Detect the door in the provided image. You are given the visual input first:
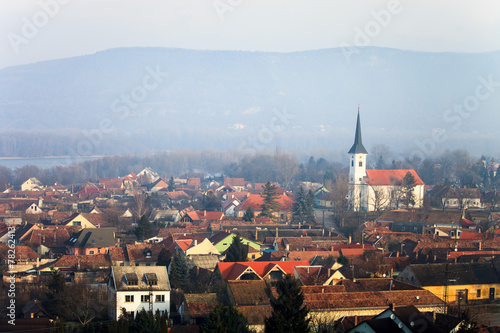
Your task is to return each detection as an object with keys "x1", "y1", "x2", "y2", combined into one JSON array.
[{"x1": 490, "y1": 288, "x2": 495, "y2": 300}]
